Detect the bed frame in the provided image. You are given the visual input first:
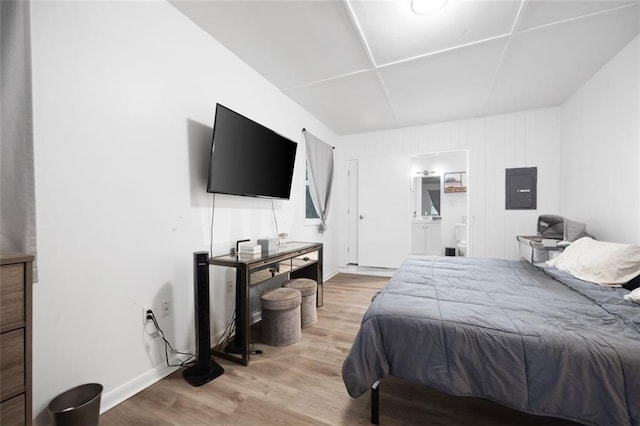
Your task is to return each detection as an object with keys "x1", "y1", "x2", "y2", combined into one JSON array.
[{"x1": 370, "y1": 382, "x2": 379, "y2": 424}]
